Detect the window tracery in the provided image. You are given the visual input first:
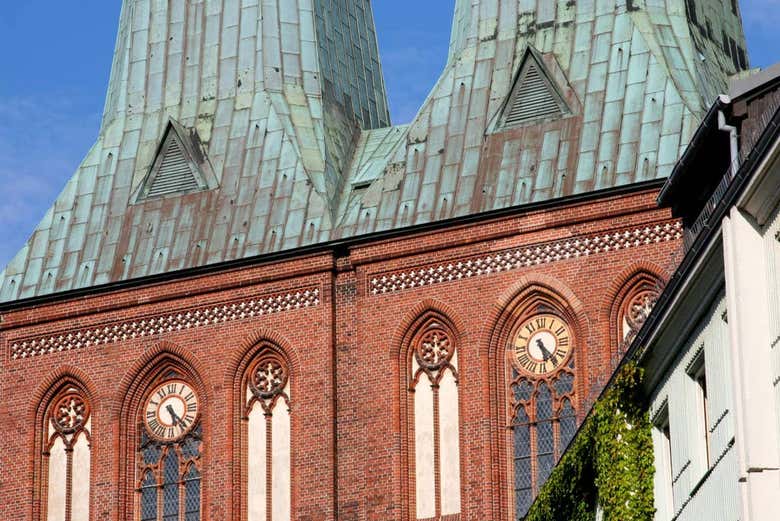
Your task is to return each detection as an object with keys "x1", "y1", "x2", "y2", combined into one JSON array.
[
  {"x1": 408, "y1": 319, "x2": 461, "y2": 521},
  {"x1": 42, "y1": 385, "x2": 92, "y2": 521},
  {"x1": 135, "y1": 373, "x2": 202, "y2": 521},
  {"x1": 616, "y1": 276, "x2": 662, "y2": 347},
  {"x1": 505, "y1": 302, "x2": 578, "y2": 520},
  {"x1": 244, "y1": 350, "x2": 291, "y2": 521}
]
